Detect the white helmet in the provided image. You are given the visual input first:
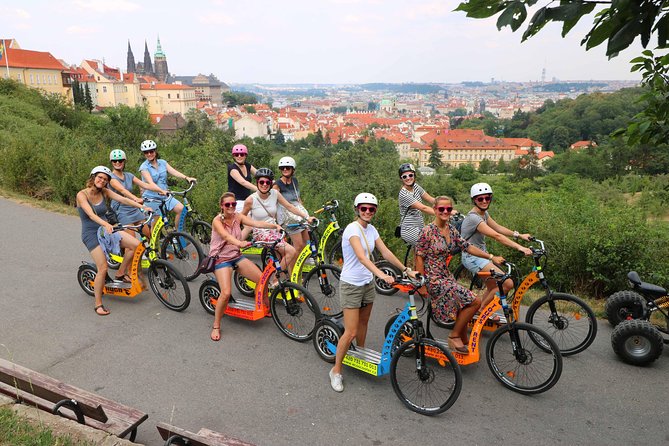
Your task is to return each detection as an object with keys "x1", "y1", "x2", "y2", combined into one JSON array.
[
  {"x1": 140, "y1": 139, "x2": 157, "y2": 152},
  {"x1": 90, "y1": 165, "x2": 112, "y2": 179},
  {"x1": 278, "y1": 156, "x2": 296, "y2": 169},
  {"x1": 470, "y1": 182, "x2": 493, "y2": 198},
  {"x1": 109, "y1": 149, "x2": 126, "y2": 161},
  {"x1": 354, "y1": 192, "x2": 378, "y2": 207}
]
